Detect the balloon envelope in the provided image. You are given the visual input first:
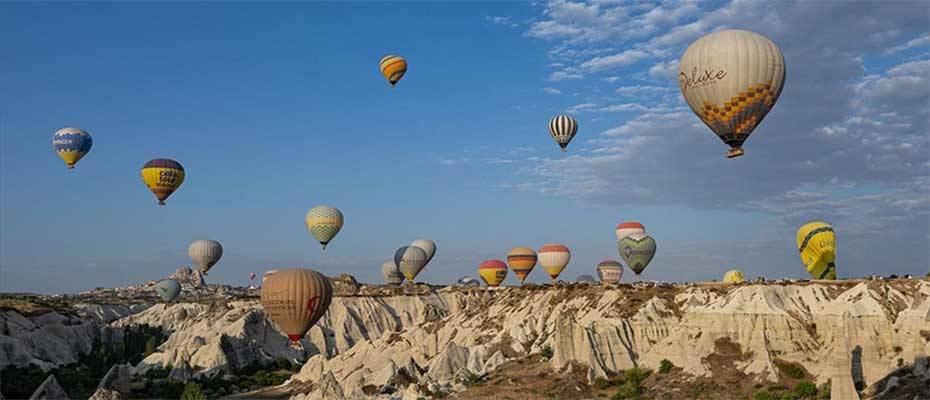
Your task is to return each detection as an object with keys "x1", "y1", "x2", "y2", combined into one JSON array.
[
  {"x1": 723, "y1": 269, "x2": 745, "y2": 283},
  {"x1": 394, "y1": 246, "x2": 428, "y2": 282},
  {"x1": 538, "y1": 244, "x2": 571, "y2": 281},
  {"x1": 797, "y1": 221, "x2": 836, "y2": 280},
  {"x1": 52, "y1": 127, "x2": 92, "y2": 169},
  {"x1": 679, "y1": 29, "x2": 786, "y2": 158},
  {"x1": 188, "y1": 240, "x2": 223, "y2": 275},
  {"x1": 456, "y1": 276, "x2": 480, "y2": 287},
  {"x1": 382, "y1": 260, "x2": 405, "y2": 285},
  {"x1": 596, "y1": 259, "x2": 624, "y2": 284},
  {"x1": 141, "y1": 159, "x2": 184, "y2": 205},
  {"x1": 410, "y1": 239, "x2": 437, "y2": 264},
  {"x1": 548, "y1": 115, "x2": 578, "y2": 151},
  {"x1": 260, "y1": 268, "x2": 333, "y2": 343},
  {"x1": 263, "y1": 269, "x2": 280, "y2": 285},
  {"x1": 615, "y1": 221, "x2": 645, "y2": 242},
  {"x1": 155, "y1": 280, "x2": 181, "y2": 302},
  {"x1": 506, "y1": 247, "x2": 538, "y2": 283},
  {"x1": 618, "y1": 233, "x2": 656, "y2": 275},
  {"x1": 379, "y1": 55, "x2": 407, "y2": 86},
  {"x1": 249, "y1": 272, "x2": 256, "y2": 281},
  {"x1": 478, "y1": 259, "x2": 508, "y2": 287},
  {"x1": 576, "y1": 274, "x2": 596, "y2": 284},
  {"x1": 305, "y1": 206, "x2": 344, "y2": 250}
]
